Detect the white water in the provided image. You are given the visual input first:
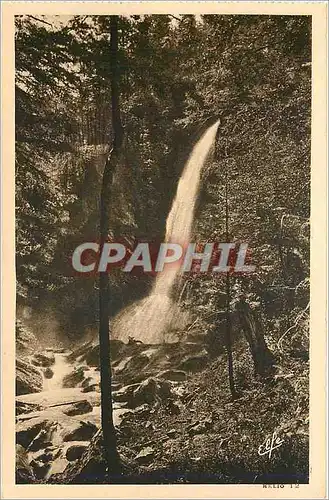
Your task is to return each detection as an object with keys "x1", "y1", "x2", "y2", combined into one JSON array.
[
  {"x1": 42, "y1": 353, "x2": 72, "y2": 391},
  {"x1": 113, "y1": 121, "x2": 220, "y2": 343}
]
